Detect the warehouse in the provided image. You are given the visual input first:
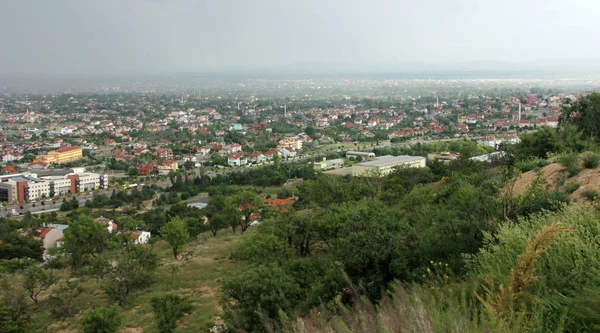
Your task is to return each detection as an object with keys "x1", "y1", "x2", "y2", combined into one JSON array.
[{"x1": 352, "y1": 155, "x2": 426, "y2": 177}]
